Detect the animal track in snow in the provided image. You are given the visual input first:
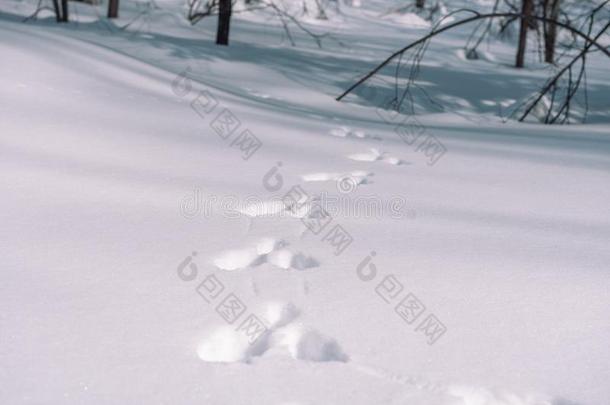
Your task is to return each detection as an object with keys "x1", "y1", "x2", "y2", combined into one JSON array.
[
  {"x1": 446, "y1": 385, "x2": 553, "y2": 405},
  {"x1": 237, "y1": 200, "x2": 287, "y2": 218},
  {"x1": 301, "y1": 170, "x2": 374, "y2": 187},
  {"x1": 236, "y1": 199, "x2": 310, "y2": 219},
  {"x1": 267, "y1": 249, "x2": 320, "y2": 270},
  {"x1": 212, "y1": 238, "x2": 319, "y2": 271},
  {"x1": 196, "y1": 306, "x2": 549, "y2": 404},
  {"x1": 265, "y1": 301, "x2": 301, "y2": 329},
  {"x1": 196, "y1": 325, "x2": 270, "y2": 363},
  {"x1": 244, "y1": 87, "x2": 282, "y2": 101},
  {"x1": 347, "y1": 148, "x2": 406, "y2": 166},
  {"x1": 274, "y1": 324, "x2": 349, "y2": 362},
  {"x1": 213, "y1": 248, "x2": 262, "y2": 271},
  {"x1": 197, "y1": 302, "x2": 348, "y2": 364},
  {"x1": 328, "y1": 126, "x2": 381, "y2": 140}
]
